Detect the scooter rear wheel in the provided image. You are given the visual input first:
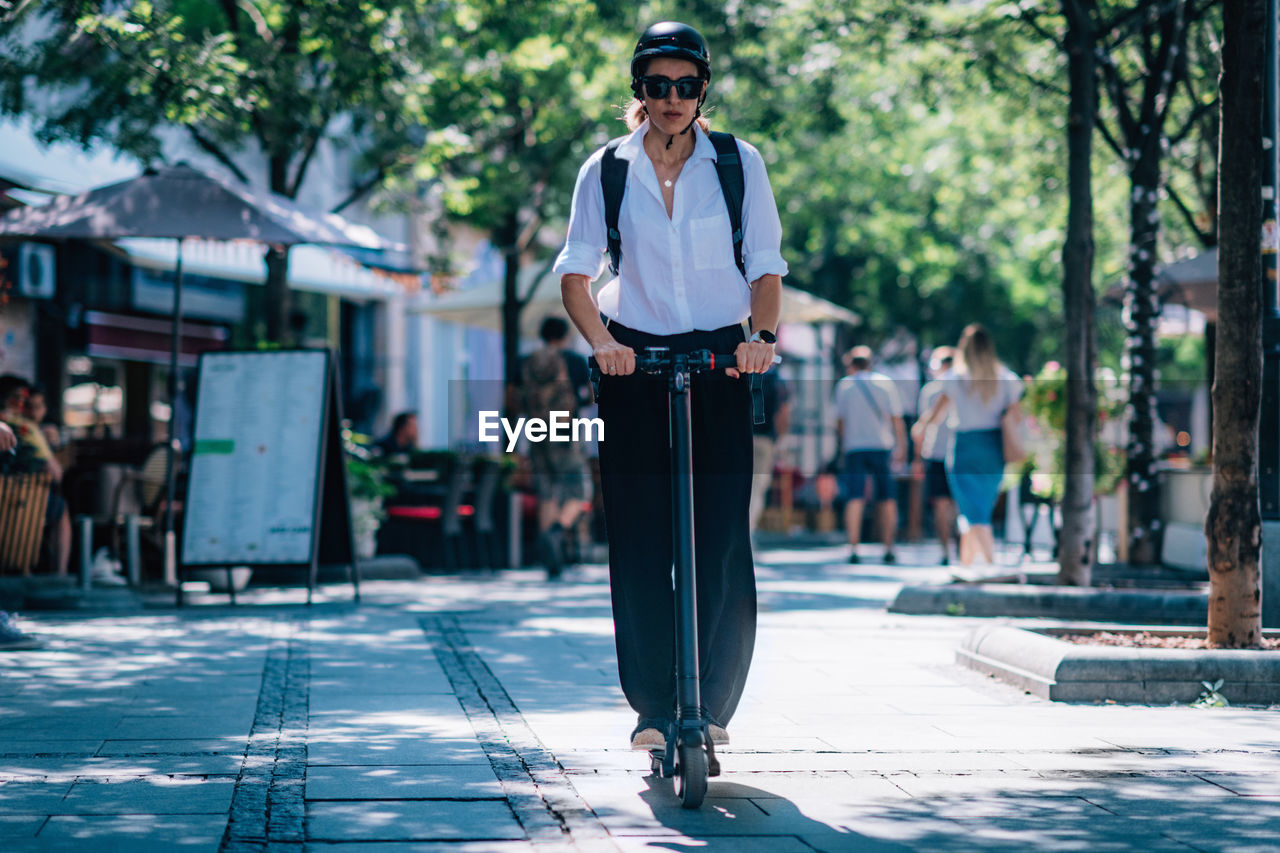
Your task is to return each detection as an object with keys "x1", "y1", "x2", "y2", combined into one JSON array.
[{"x1": 676, "y1": 744, "x2": 708, "y2": 809}]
